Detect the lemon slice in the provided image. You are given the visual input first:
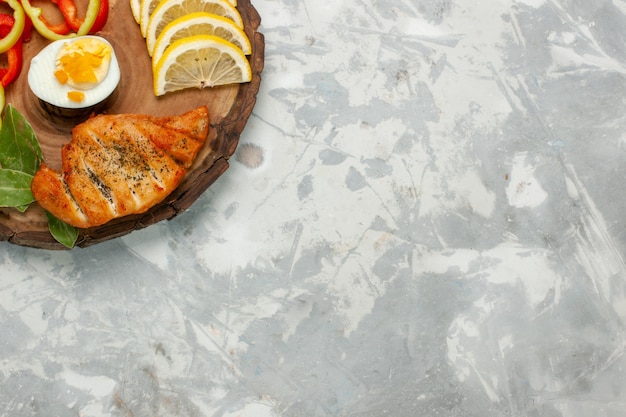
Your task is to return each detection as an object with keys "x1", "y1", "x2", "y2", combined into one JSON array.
[
  {"x1": 130, "y1": 0, "x2": 141, "y2": 23},
  {"x1": 139, "y1": 0, "x2": 162, "y2": 37},
  {"x1": 151, "y1": 12, "x2": 251, "y2": 63},
  {"x1": 153, "y1": 34, "x2": 251, "y2": 96},
  {"x1": 226, "y1": 0, "x2": 236, "y2": 5},
  {"x1": 146, "y1": 0, "x2": 243, "y2": 57}
]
